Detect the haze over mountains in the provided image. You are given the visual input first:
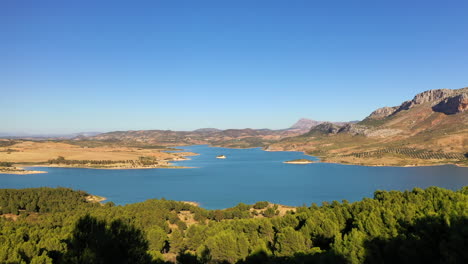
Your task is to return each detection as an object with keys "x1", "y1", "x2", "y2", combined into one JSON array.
[{"x1": 0, "y1": 132, "x2": 101, "y2": 140}]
